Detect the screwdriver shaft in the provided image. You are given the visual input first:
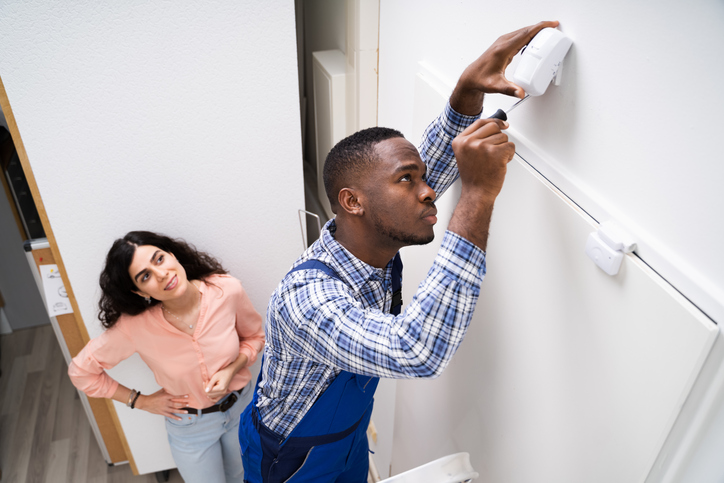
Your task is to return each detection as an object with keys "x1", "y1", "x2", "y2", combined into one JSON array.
[
  {"x1": 488, "y1": 94, "x2": 531, "y2": 121},
  {"x1": 505, "y1": 94, "x2": 531, "y2": 114}
]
